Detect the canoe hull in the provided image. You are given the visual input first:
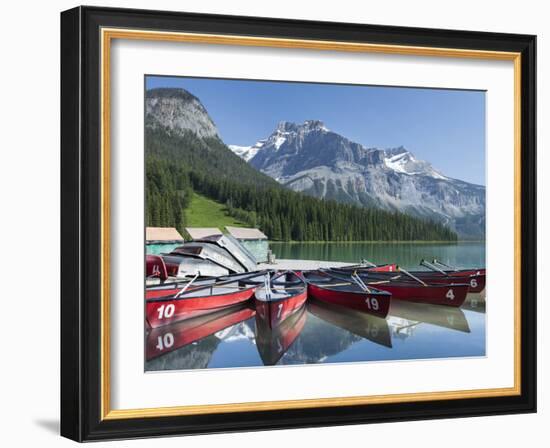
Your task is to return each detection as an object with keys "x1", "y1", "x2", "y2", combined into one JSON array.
[
  {"x1": 336, "y1": 266, "x2": 486, "y2": 293},
  {"x1": 146, "y1": 287, "x2": 256, "y2": 328},
  {"x1": 307, "y1": 283, "x2": 391, "y2": 318},
  {"x1": 367, "y1": 263, "x2": 398, "y2": 272},
  {"x1": 369, "y1": 282, "x2": 469, "y2": 307},
  {"x1": 255, "y1": 290, "x2": 308, "y2": 328},
  {"x1": 334, "y1": 268, "x2": 485, "y2": 294},
  {"x1": 146, "y1": 254, "x2": 168, "y2": 281},
  {"x1": 410, "y1": 272, "x2": 486, "y2": 293},
  {"x1": 146, "y1": 304, "x2": 256, "y2": 360},
  {"x1": 255, "y1": 305, "x2": 307, "y2": 365}
]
